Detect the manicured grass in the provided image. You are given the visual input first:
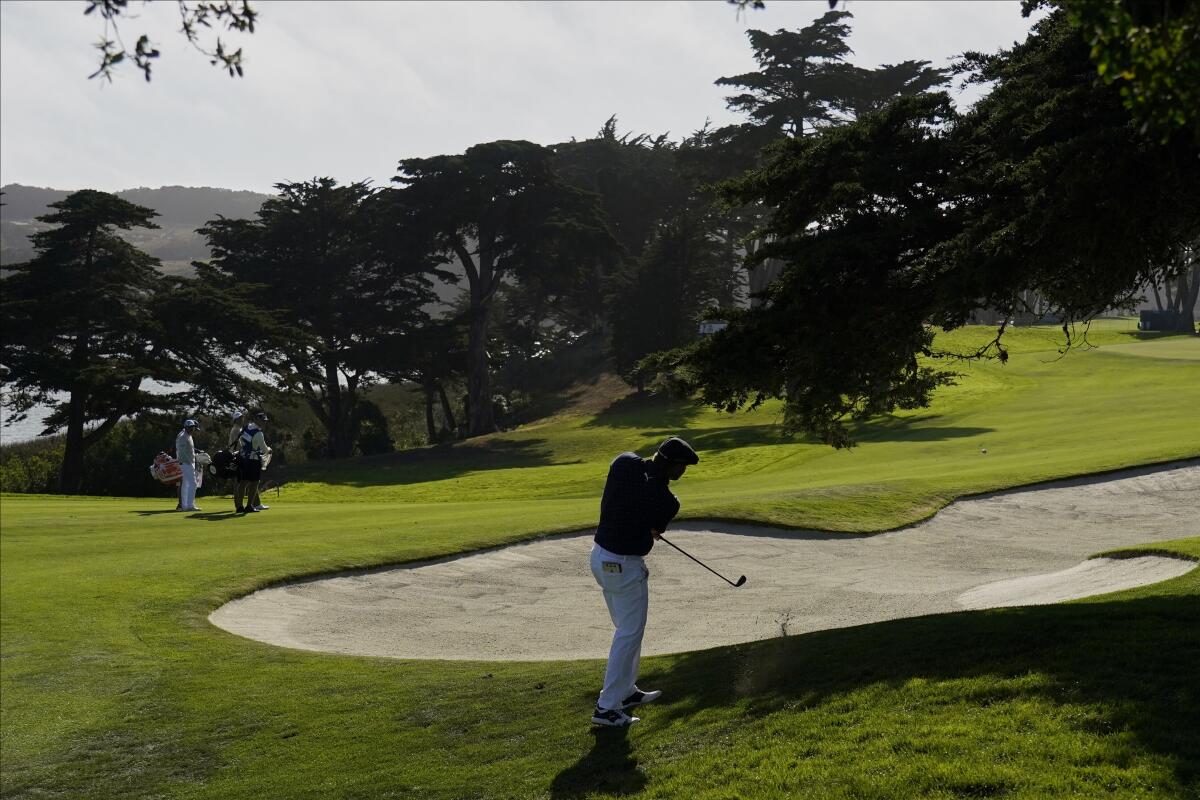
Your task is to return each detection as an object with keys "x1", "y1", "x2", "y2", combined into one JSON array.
[
  {"x1": 279, "y1": 320, "x2": 1199, "y2": 531},
  {"x1": 2, "y1": 320, "x2": 1198, "y2": 799}
]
